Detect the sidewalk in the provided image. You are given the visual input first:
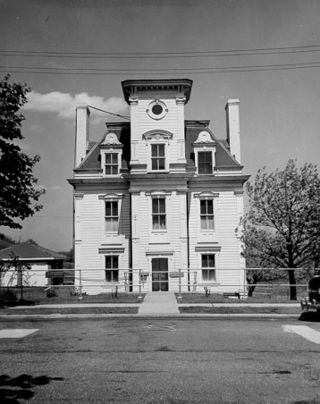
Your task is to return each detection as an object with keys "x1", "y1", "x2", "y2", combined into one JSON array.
[
  {"x1": 0, "y1": 292, "x2": 302, "y2": 319},
  {"x1": 138, "y1": 292, "x2": 179, "y2": 315}
]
